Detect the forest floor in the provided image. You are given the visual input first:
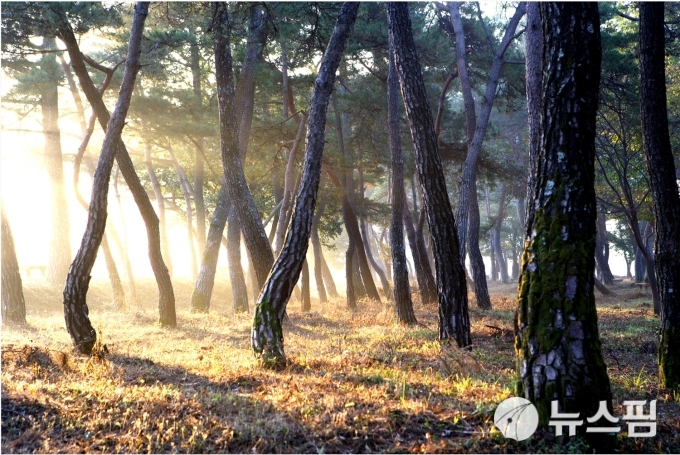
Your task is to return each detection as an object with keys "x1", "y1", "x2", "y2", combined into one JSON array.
[{"x1": 2, "y1": 278, "x2": 679, "y2": 453}]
